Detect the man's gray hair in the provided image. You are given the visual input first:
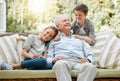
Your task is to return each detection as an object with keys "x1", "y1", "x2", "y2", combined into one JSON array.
[{"x1": 54, "y1": 14, "x2": 68, "y2": 26}]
